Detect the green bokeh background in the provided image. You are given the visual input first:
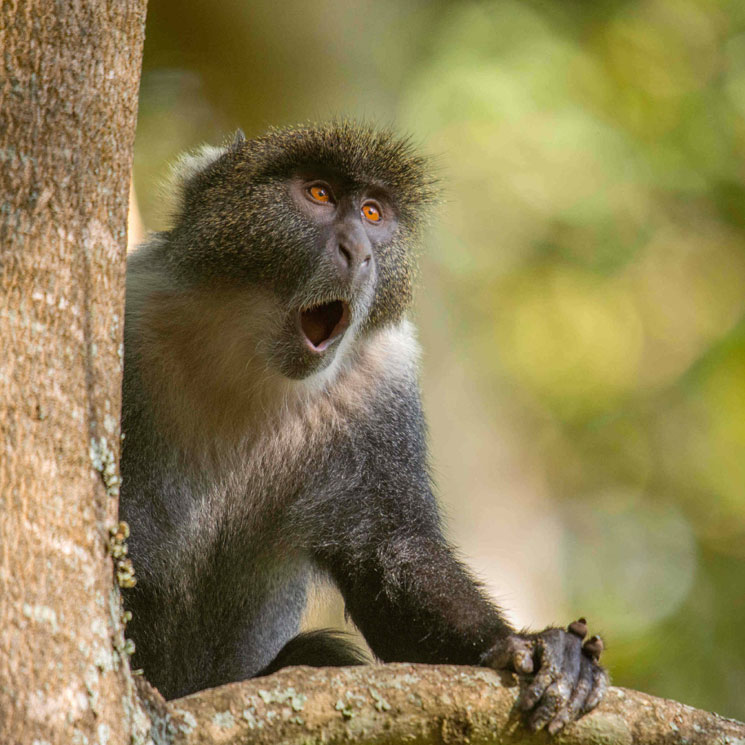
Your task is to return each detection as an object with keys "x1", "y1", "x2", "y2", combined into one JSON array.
[{"x1": 133, "y1": 0, "x2": 745, "y2": 719}]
